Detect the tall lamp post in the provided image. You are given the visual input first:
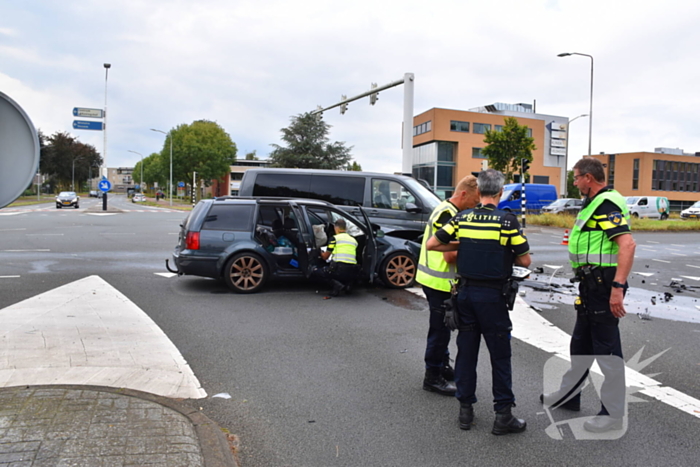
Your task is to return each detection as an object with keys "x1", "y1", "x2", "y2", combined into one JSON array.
[
  {"x1": 150, "y1": 128, "x2": 173, "y2": 206},
  {"x1": 71, "y1": 157, "x2": 84, "y2": 192},
  {"x1": 558, "y1": 52, "x2": 594, "y2": 156},
  {"x1": 102, "y1": 63, "x2": 111, "y2": 211},
  {"x1": 128, "y1": 150, "x2": 144, "y2": 193}
]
